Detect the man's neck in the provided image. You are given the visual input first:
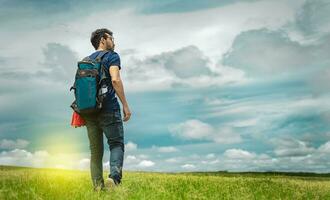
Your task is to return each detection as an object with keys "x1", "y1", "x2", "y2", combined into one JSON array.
[{"x1": 96, "y1": 48, "x2": 113, "y2": 52}]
